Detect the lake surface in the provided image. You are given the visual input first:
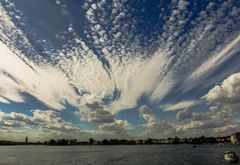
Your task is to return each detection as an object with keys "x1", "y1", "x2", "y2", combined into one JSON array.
[{"x1": 0, "y1": 145, "x2": 240, "y2": 165}]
